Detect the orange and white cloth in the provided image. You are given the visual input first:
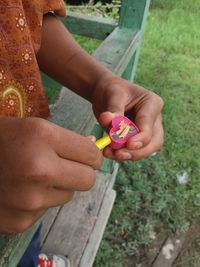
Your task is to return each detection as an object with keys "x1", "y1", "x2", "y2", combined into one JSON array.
[{"x1": 0, "y1": 0, "x2": 66, "y2": 118}]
